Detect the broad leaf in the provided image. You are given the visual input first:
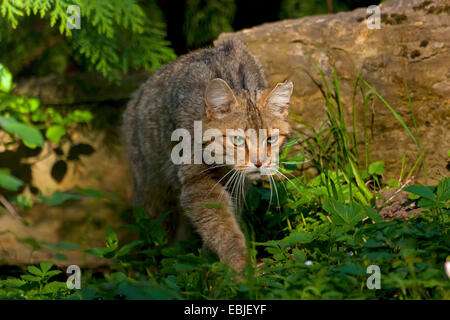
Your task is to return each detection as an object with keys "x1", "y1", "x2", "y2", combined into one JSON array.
[
  {"x1": 0, "y1": 116, "x2": 44, "y2": 147},
  {"x1": 46, "y1": 125, "x2": 66, "y2": 144},
  {"x1": 27, "y1": 266, "x2": 43, "y2": 277},
  {"x1": 368, "y1": 161, "x2": 385, "y2": 175},
  {"x1": 40, "y1": 262, "x2": 54, "y2": 274},
  {"x1": 436, "y1": 177, "x2": 450, "y2": 202},
  {"x1": 0, "y1": 169, "x2": 23, "y2": 191},
  {"x1": 85, "y1": 247, "x2": 116, "y2": 259},
  {"x1": 404, "y1": 185, "x2": 435, "y2": 201},
  {"x1": 117, "y1": 240, "x2": 144, "y2": 257},
  {"x1": 38, "y1": 191, "x2": 83, "y2": 206},
  {"x1": 323, "y1": 199, "x2": 366, "y2": 226}
]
